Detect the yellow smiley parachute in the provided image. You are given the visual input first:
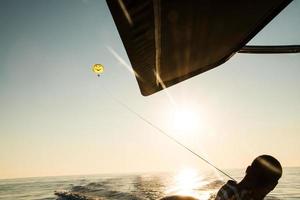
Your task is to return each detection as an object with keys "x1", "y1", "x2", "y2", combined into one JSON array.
[{"x1": 92, "y1": 64, "x2": 104, "y2": 77}]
